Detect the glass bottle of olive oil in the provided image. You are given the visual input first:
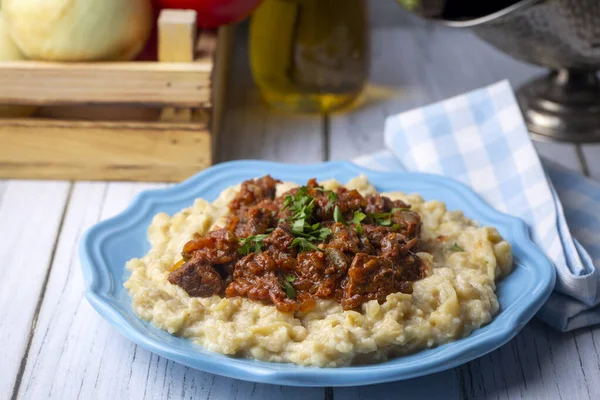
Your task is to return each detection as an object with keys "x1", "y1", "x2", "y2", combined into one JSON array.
[{"x1": 250, "y1": 0, "x2": 369, "y2": 113}]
